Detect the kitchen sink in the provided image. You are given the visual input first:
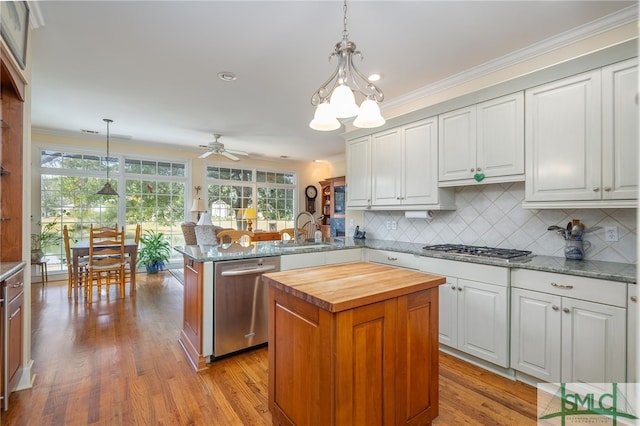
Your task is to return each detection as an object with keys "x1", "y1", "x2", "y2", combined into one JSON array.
[{"x1": 279, "y1": 244, "x2": 333, "y2": 252}]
